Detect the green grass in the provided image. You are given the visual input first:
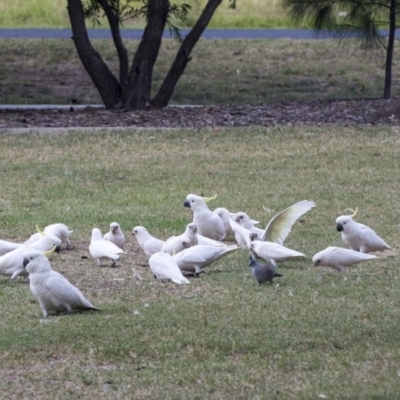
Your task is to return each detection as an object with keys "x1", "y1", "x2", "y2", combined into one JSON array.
[
  {"x1": 0, "y1": 126, "x2": 399, "y2": 398},
  {"x1": 0, "y1": 0, "x2": 298, "y2": 29},
  {"x1": 0, "y1": 38, "x2": 395, "y2": 105}
]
